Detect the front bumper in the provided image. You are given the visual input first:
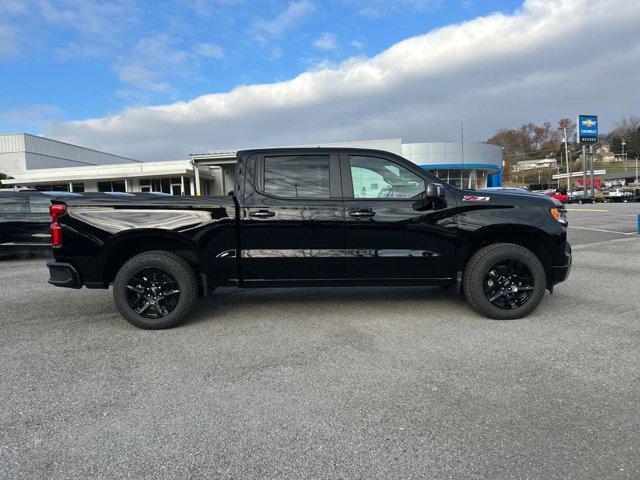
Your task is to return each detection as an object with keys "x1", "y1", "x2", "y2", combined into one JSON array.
[
  {"x1": 551, "y1": 243, "x2": 572, "y2": 285},
  {"x1": 47, "y1": 260, "x2": 82, "y2": 288}
]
